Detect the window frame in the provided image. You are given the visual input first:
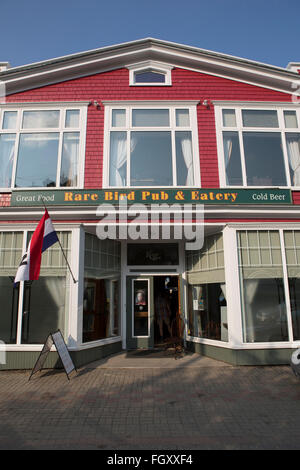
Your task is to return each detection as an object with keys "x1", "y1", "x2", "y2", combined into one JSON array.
[
  {"x1": 215, "y1": 102, "x2": 300, "y2": 189},
  {"x1": 0, "y1": 102, "x2": 88, "y2": 191},
  {"x1": 103, "y1": 101, "x2": 201, "y2": 188},
  {"x1": 0, "y1": 227, "x2": 73, "y2": 347},
  {"x1": 128, "y1": 61, "x2": 173, "y2": 86}
]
